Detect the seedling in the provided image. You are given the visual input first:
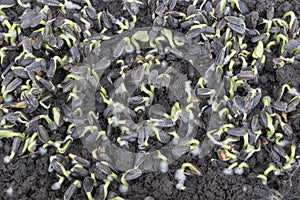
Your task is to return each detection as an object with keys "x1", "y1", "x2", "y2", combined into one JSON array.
[
  {"x1": 175, "y1": 163, "x2": 201, "y2": 190},
  {"x1": 257, "y1": 163, "x2": 280, "y2": 185}
]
